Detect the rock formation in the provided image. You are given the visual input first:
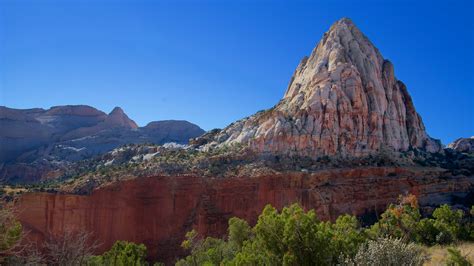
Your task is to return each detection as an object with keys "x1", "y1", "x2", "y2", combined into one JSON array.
[
  {"x1": 199, "y1": 18, "x2": 441, "y2": 157},
  {"x1": 10, "y1": 18, "x2": 472, "y2": 265},
  {"x1": 16, "y1": 168, "x2": 474, "y2": 264},
  {"x1": 0, "y1": 105, "x2": 205, "y2": 183},
  {"x1": 447, "y1": 137, "x2": 474, "y2": 153}
]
